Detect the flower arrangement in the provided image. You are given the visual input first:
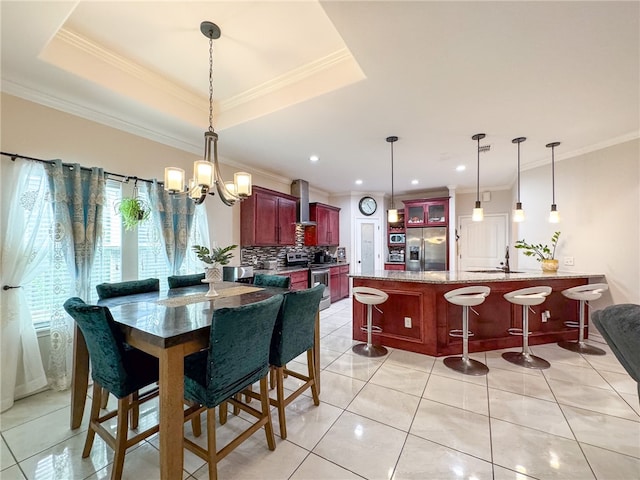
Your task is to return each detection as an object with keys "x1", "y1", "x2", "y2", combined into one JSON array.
[
  {"x1": 192, "y1": 244, "x2": 238, "y2": 266},
  {"x1": 514, "y1": 231, "x2": 561, "y2": 262}
]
